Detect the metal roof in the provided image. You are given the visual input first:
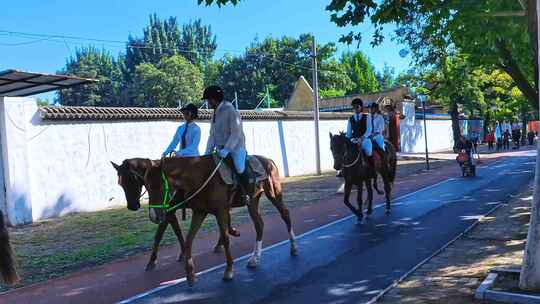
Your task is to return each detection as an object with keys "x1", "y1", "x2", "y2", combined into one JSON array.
[{"x1": 0, "y1": 70, "x2": 95, "y2": 97}]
